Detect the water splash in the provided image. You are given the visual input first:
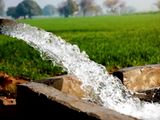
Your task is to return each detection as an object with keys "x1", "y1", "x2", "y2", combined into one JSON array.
[{"x1": 1, "y1": 20, "x2": 160, "y2": 120}]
